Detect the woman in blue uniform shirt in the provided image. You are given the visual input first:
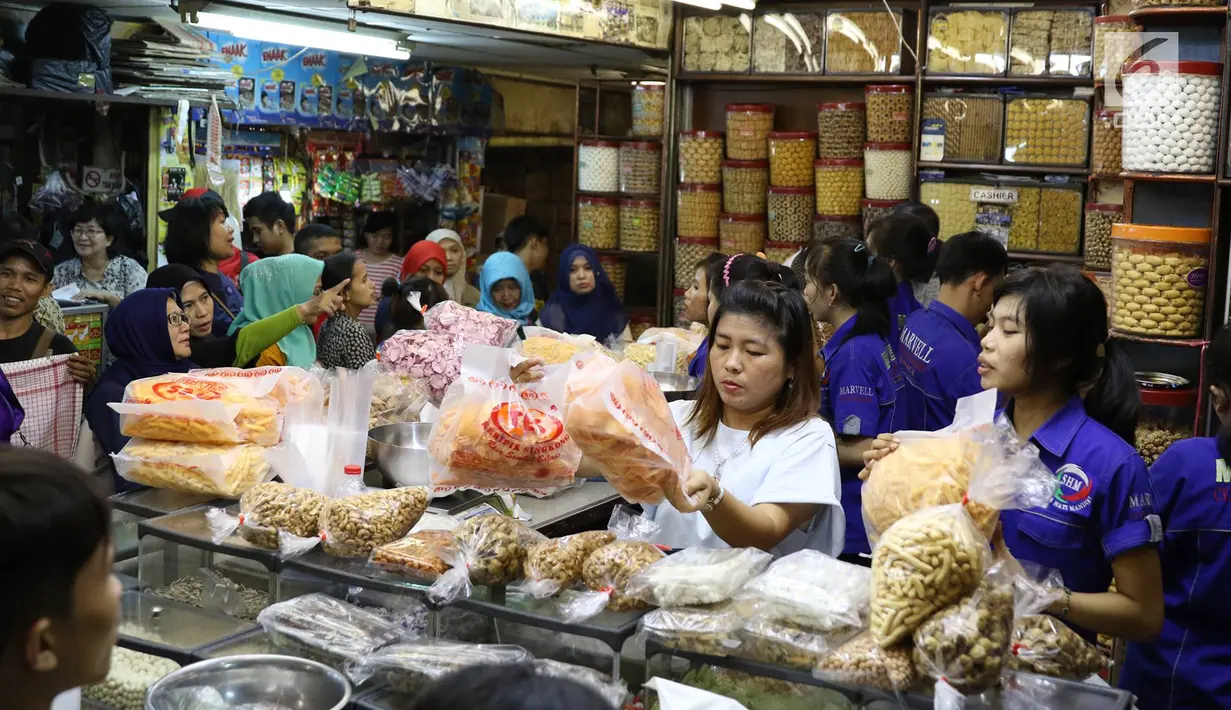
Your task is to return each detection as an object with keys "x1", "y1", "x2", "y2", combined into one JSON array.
[
  {"x1": 803, "y1": 237, "x2": 903, "y2": 562},
  {"x1": 1121, "y1": 324, "x2": 1231, "y2": 707},
  {"x1": 867, "y1": 211, "x2": 939, "y2": 343}
]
